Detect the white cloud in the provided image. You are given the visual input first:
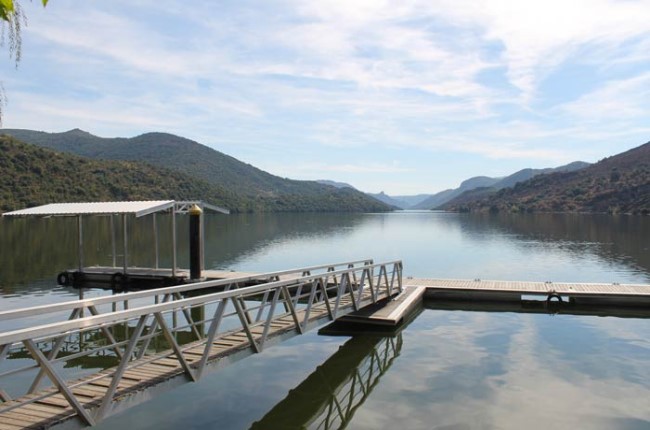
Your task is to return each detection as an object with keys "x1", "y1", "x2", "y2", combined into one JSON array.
[
  {"x1": 561, "y1": 71, "x2": 650, "y2": 121},
  {"x1": 433, "y1": 0, "x2": 650, "y2": 99},
  {"x1": 3, "y1": 0, "x2": 649, "y2": 193},
  {"x1": 289, "y1": 161, "x2": 412, "y2": 174}
]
